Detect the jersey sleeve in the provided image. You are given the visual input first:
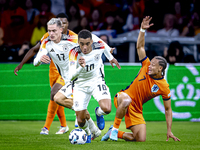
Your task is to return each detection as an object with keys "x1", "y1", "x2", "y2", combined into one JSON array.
[
  {"x1": 92, "y1": 34, "x2": 114, "y2": 61},
  {"x1": 68, "y1": 48, "x2": 84, "y2": 81},
  {"x1": 33, "y1": 39, "x2": 48, "y2": 66},
  {"x1": 40, "y1": 32, "x2": 49, "y2": 44},
  {"x1": 161, "y1": 84, "x2": 171, "y2": 101},
  {"x1": 141, "y1": 56, "x2": 150, "y2": 67}
]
